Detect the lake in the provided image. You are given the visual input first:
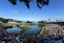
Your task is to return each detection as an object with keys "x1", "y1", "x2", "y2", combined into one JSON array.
[
  {"x1": 24, "y1": 25, "x2": 41, "y2": 35},
  {"x1": 6, "y1": 26, "x2": 22, "y2": 33},
  {"x1": 6, "y1": 25, "x2": 42, "y2": 35}
]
